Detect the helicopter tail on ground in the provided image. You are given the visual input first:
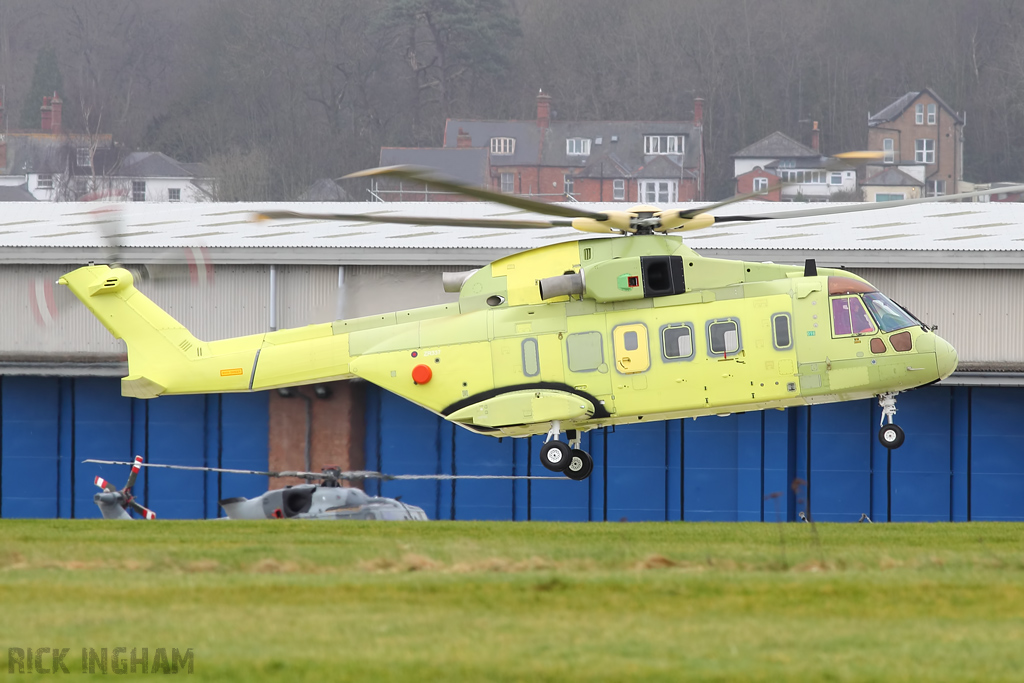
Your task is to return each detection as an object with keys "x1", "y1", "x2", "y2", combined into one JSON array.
[{"x1": 92, "y1": 455, "x2": 157, "y2": 520}]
